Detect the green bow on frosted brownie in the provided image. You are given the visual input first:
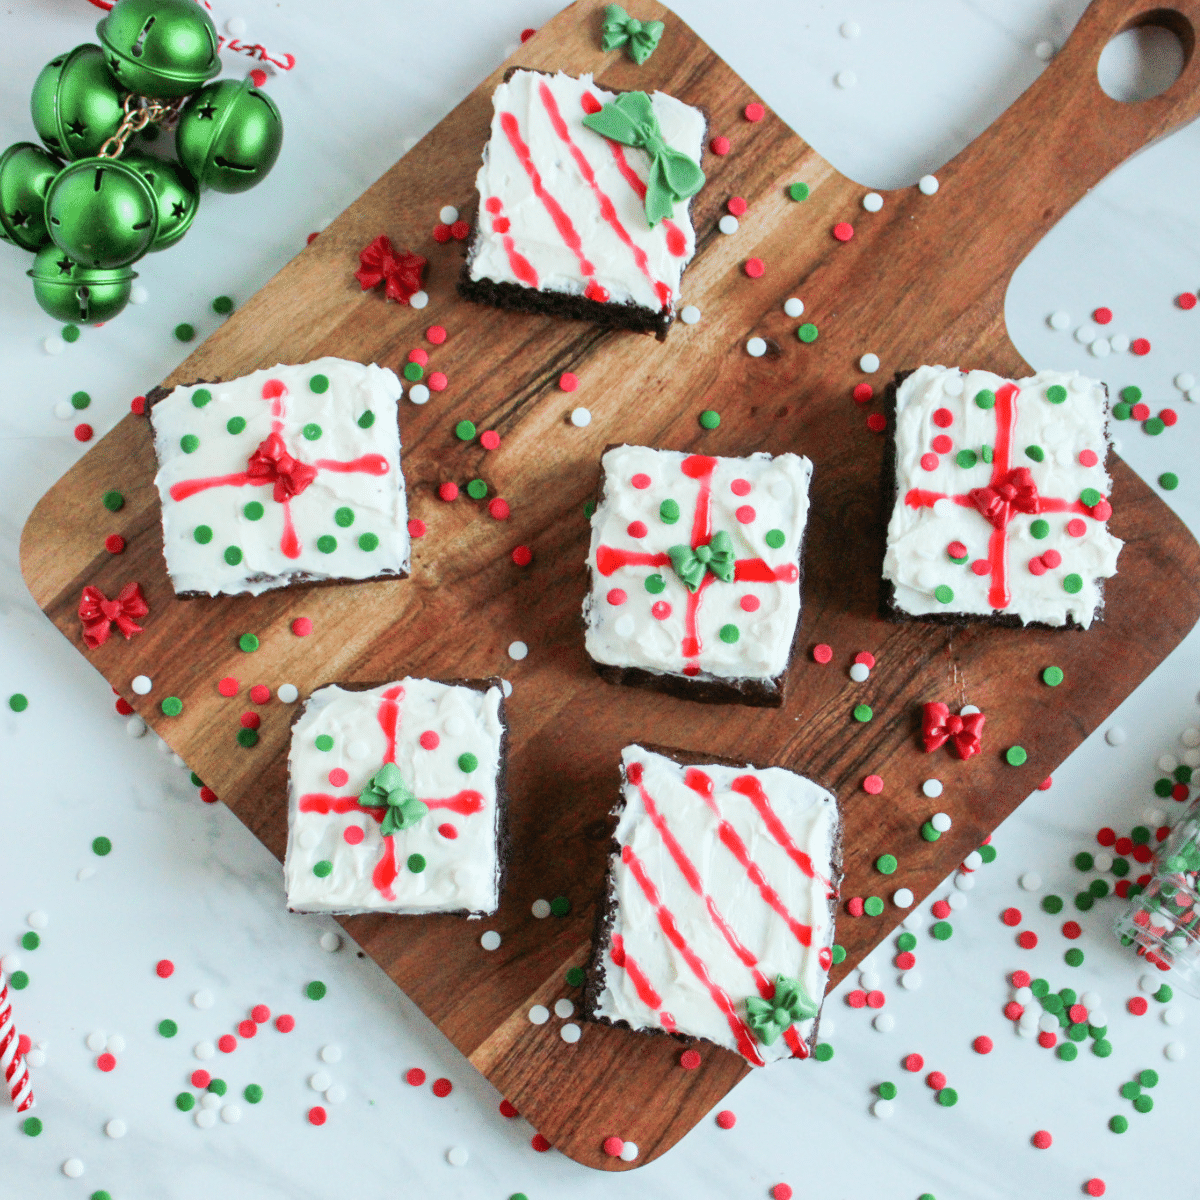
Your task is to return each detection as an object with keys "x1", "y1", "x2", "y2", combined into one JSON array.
[
  {"x1": 581, "y1": 91, "x2": 705, "y2": 227},
  {"x1": 358, "y1": 762, "x2": 429, "y2": 837},
  {"x1": 668, "y1": 531, "x2": 734, "y2": 592},
  {"x1": 745, "y1": 974, "x2": 819, "y2": 1046},
  {"x1": 600, "y1": 4, "x2": 665, "y2": 65}
]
